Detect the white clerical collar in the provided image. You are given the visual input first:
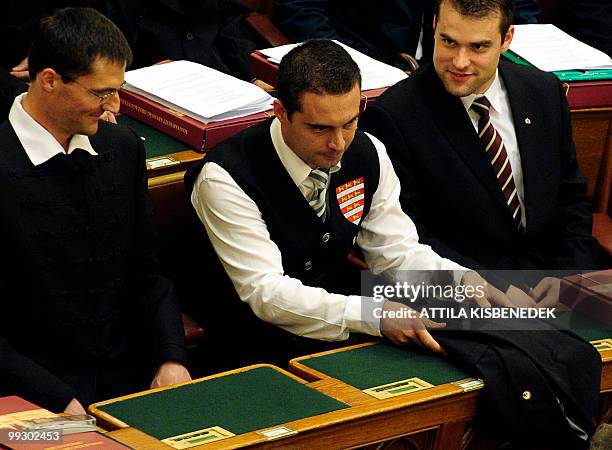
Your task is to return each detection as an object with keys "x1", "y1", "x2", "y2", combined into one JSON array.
[
  {"x1": 460, "y1": 69, "x2": 504, "y2": 115},
  {"x1": 8, "y1": 93, "x2": 97, "y2": 166},
  {"x1": 270, "y1": 117, "x2": 340, "y2": 188}
]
